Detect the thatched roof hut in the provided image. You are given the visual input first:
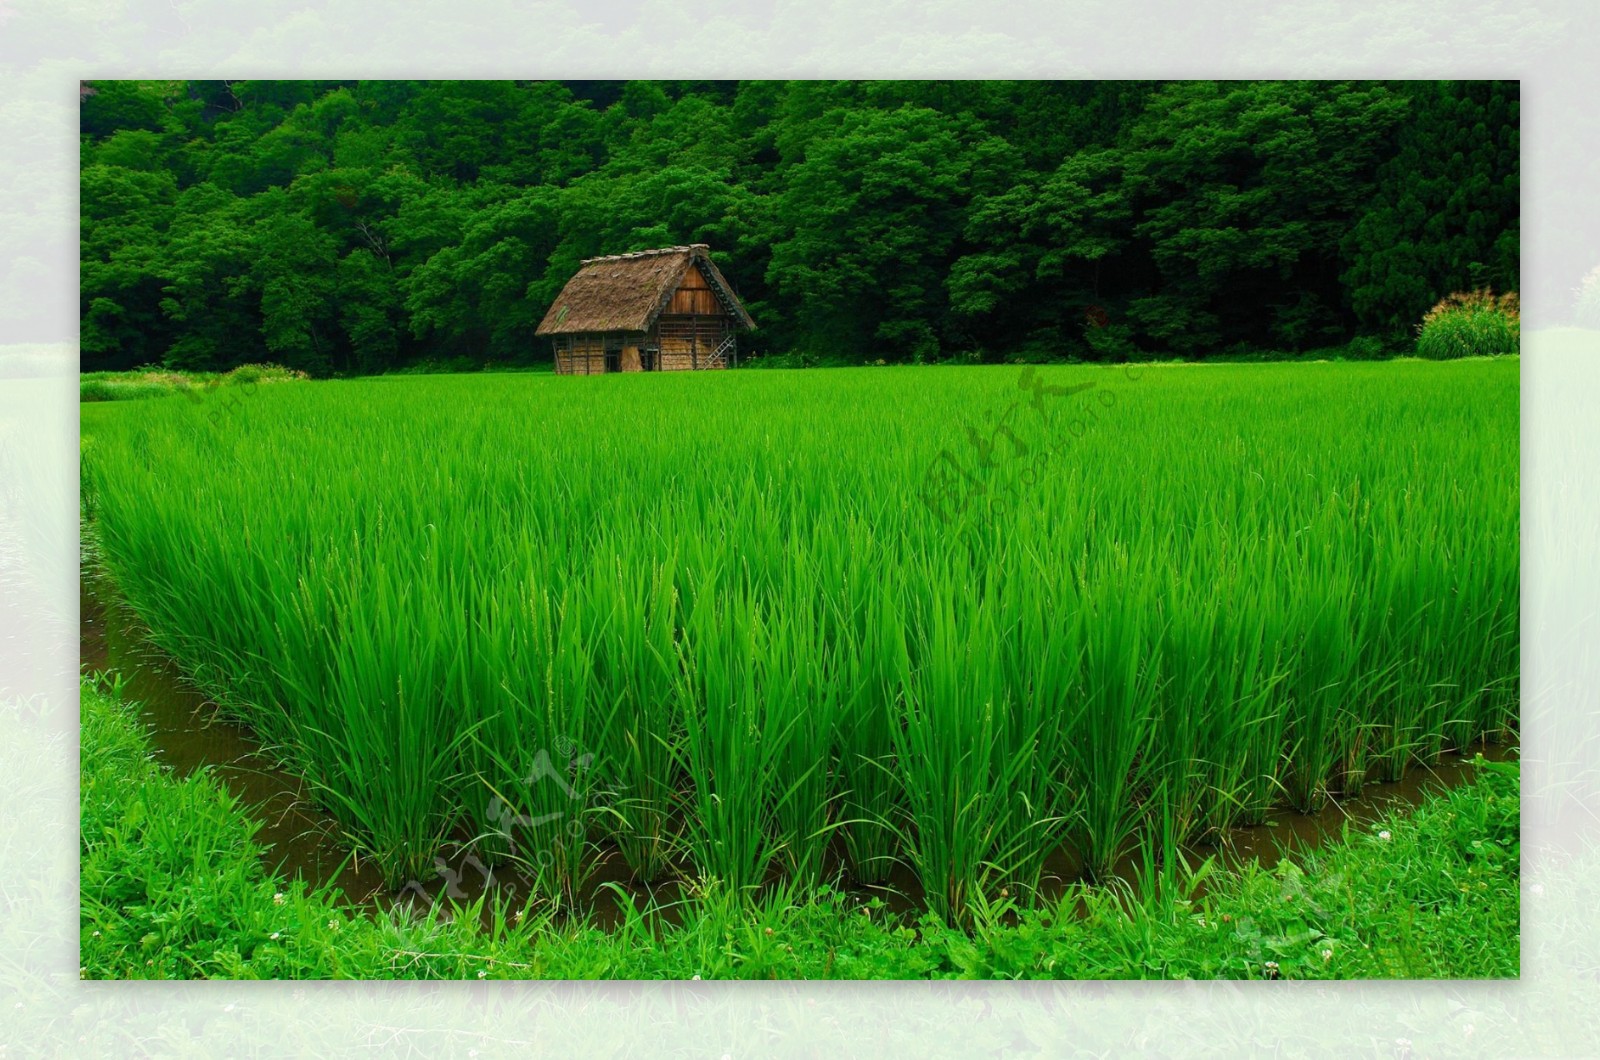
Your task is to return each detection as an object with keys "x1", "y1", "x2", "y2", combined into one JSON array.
[{"x1": 536, "y1": 244, "x2": 755, "y2": 374}]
